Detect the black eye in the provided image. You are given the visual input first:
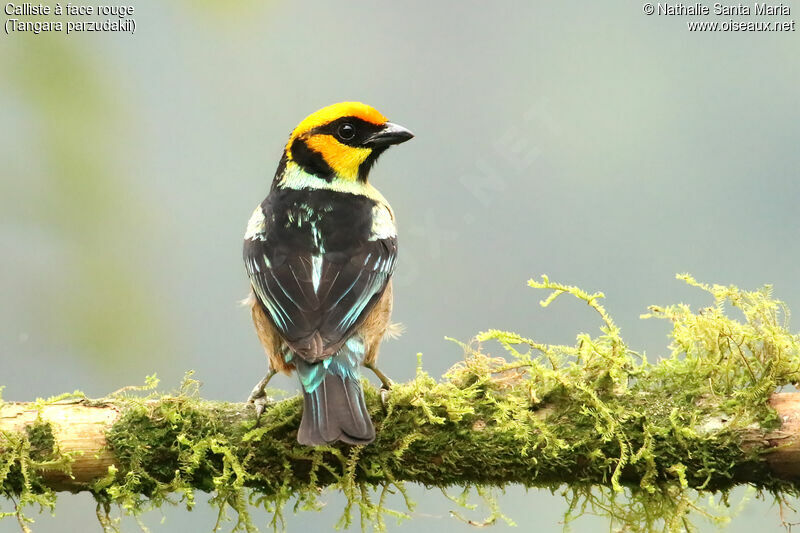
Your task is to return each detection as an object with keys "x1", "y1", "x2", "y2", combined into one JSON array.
[{"x1": 337, "y1": 123, "x2": 356, "y2": 141}]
